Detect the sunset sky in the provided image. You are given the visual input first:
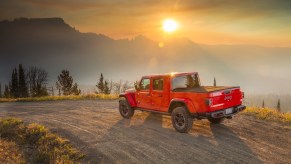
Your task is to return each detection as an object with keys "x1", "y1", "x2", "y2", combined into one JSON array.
[{"x1": 1, "y1": 0, "x2": 291, "y2": 47}]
